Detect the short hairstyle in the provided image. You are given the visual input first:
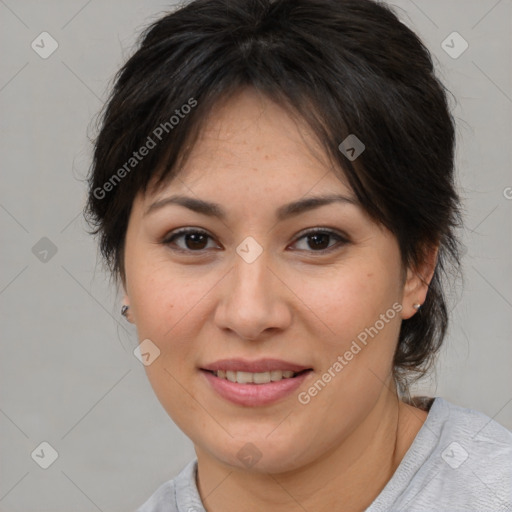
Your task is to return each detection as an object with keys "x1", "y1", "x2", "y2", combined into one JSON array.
[{"x1": 85, "y1": 0, "x2": 462, "y2": 395}]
